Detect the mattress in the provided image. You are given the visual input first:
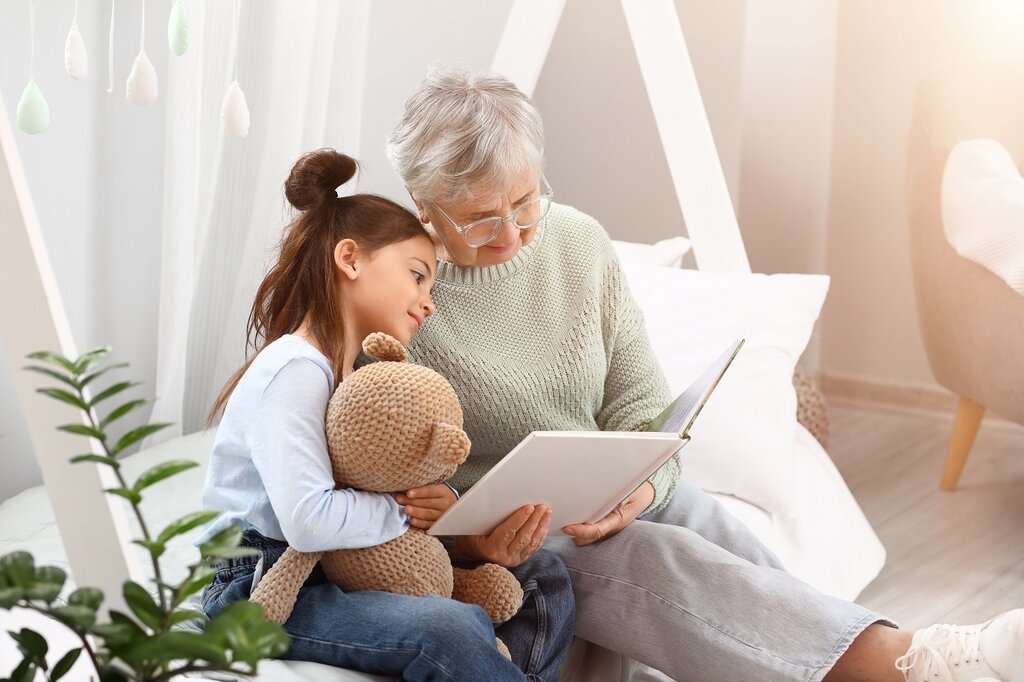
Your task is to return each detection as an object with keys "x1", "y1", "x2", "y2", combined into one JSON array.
[{"x1": 0, "y1": 425, "x2": 885, "y2": 681}]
